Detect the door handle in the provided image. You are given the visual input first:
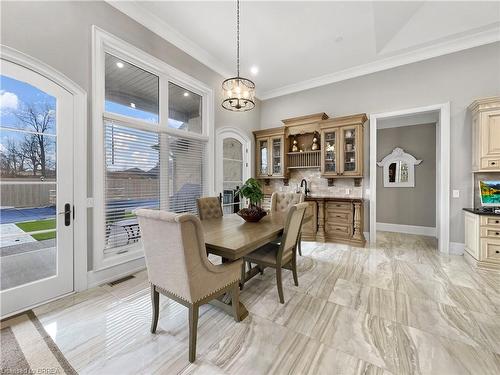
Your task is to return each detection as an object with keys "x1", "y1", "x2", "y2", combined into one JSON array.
[{"x1": 58, "y1": 203, "x2": 71, "y2": 226}]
